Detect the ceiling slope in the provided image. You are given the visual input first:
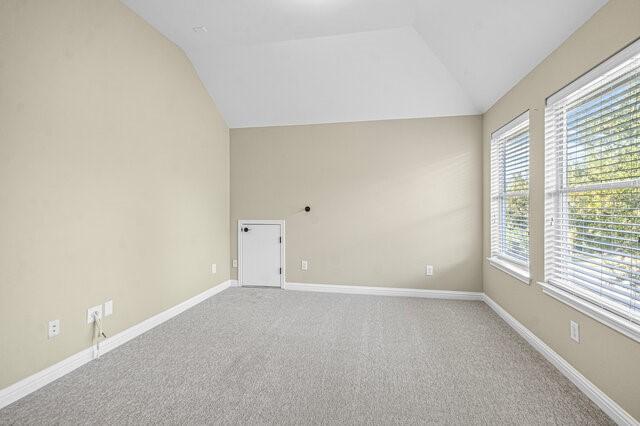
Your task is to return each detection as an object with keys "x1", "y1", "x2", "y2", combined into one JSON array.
[
  {"x1": 412, "y1": 0, "x2": 608, "y2": 112},
  {"x1": 121, "y1": 0, "x2": 606, "y2": 128}
]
